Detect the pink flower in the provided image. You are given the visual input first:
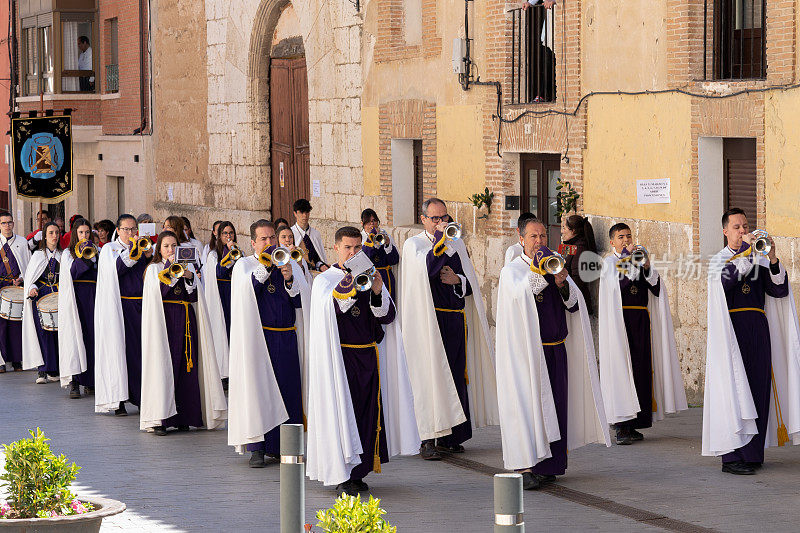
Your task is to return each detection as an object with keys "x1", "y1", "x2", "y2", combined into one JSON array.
[
  {"x1": 70, "y1": 500, "x2": 88, "y2": 514},
  {"x1": 0, "y1": 501, "x2": 11, "y2": 517}
]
